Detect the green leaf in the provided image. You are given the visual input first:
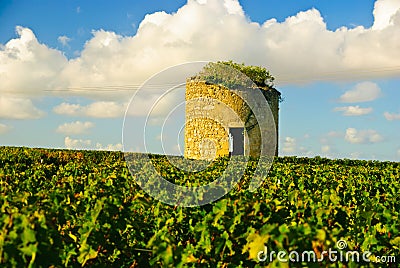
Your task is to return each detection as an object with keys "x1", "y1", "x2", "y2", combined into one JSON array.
[
  {"x1": 21, "y1": 228, "x2": 36, "y2": 245},
  {"x1": 243, "y1": 232, "x2": 270, "y2": 260},
  {"x1": 69, "y1": 232, "x2": 78, "y2": 243},
  {"x1": 390, "y1": 237, "x2": 400, "y2": 248},
  {"x1": 78, "y1": 244, "x2": 98, "y2": 266}
]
